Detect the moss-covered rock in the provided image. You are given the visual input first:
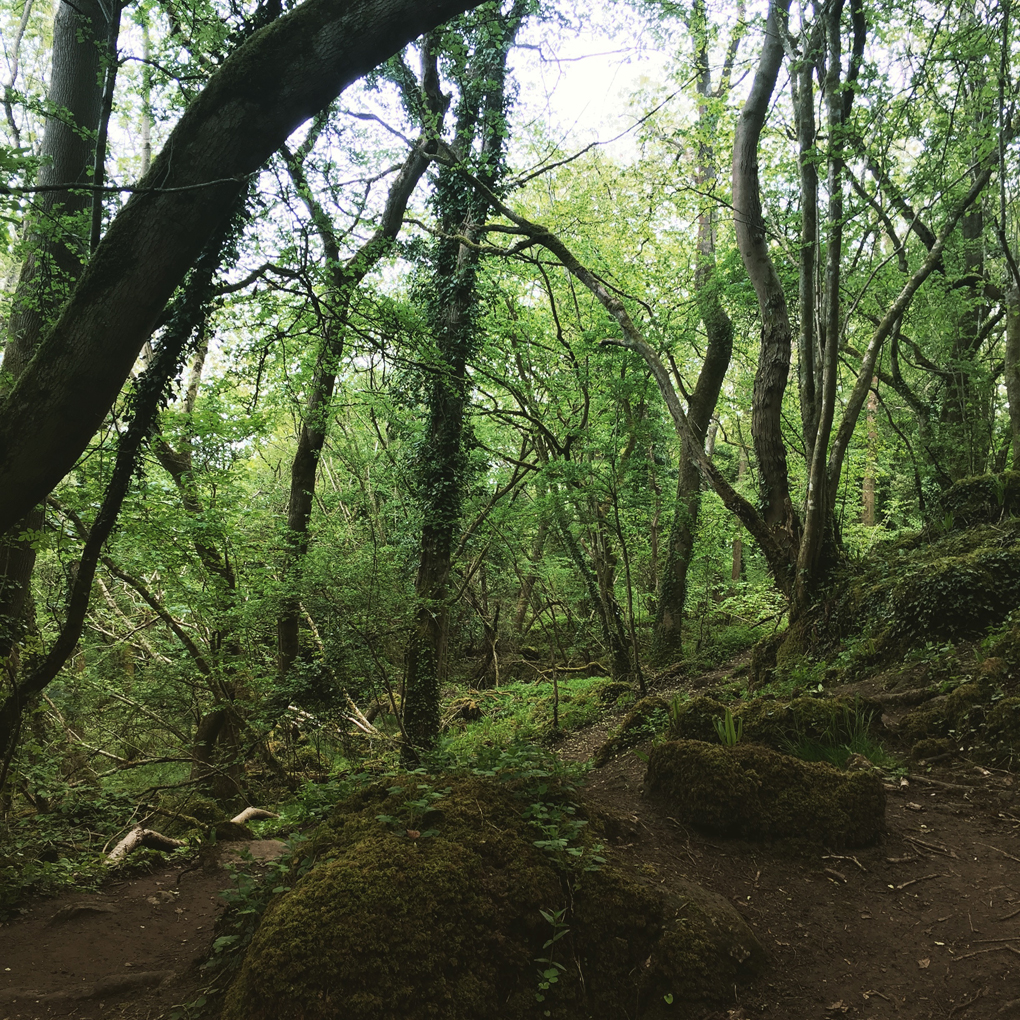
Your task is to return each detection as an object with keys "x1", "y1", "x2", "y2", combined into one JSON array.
[
  {"x1": 221, "y1": 775, "x2": 764, "y2": 1020},
  {"x1": 668, "y1": 694, "x2": 883, "y2": 752},
  {"x1": 933, "y1": 471, "x2": 1020, "y2": 529},
  {"x1": 898, "y1": 681, "x2": 1020, "y2": 764},
  {"x1": 596, "y1": 680, "x2": 636, "y2": 706},
  {"x1": 593, "y1": 695, "x2": 670, "y2": 766},
  {"x1": 570, "y1": 867, "x2": 766, "y2": 1017},
  {"x1": 645, "y1": 740, "x2": 885, "y2": 847}
]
